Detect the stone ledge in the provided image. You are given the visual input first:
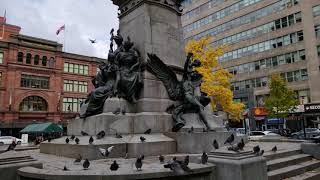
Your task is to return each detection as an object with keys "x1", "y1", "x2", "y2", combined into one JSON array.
[
  {"x1": 40, "y1": 134, "x2": 176, "y2": 159},
  {"x1": 301, "y1": 142, "x2": 320, "y2": 160}
]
